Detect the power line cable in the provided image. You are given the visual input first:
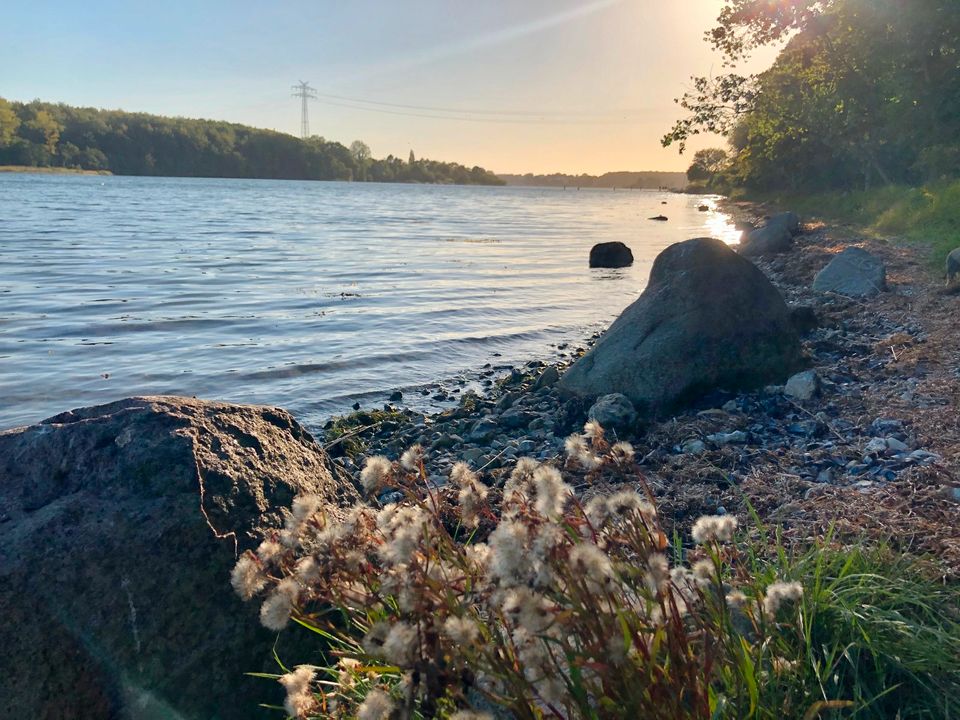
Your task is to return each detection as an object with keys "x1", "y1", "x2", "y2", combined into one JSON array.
[
  {"x1": 312, "y1": 90, "x2": 653, "y2": 119},
  {"x1": 312, "y1": 97, "x2": 645, "y2": 125}
]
